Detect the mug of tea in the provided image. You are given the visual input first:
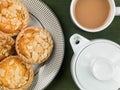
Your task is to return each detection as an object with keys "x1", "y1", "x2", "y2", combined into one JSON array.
[{"x1": 70, "y1": 0, "x2": 120, "y2": 32}]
